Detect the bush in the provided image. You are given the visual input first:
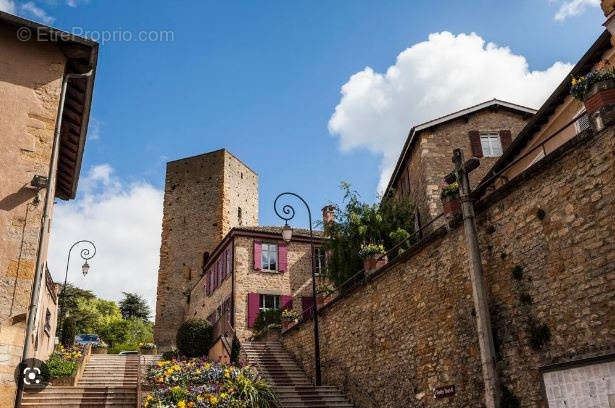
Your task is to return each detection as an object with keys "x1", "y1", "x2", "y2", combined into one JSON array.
[
  {"x1": 42, "y1": 345, "x2": 83, "y2": 379},
  {"x1": 60, "y1": 317, "x2": 76, "y2": 346},
  {"x1": 108, "y1": 342, "x2": 139, "y2": 354},
  {"x1": 230, "y1": 336, "x2": 241, "y2": 365},
  {"x1": 176, "y1": 318, "x2": 213, "y2": 358},
  {"x1": 254, "y1": 309, "x2": 281, "y2": 332},
  {"x1": 161, "y1": 348, "x2": 179, "y2": 361}
]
